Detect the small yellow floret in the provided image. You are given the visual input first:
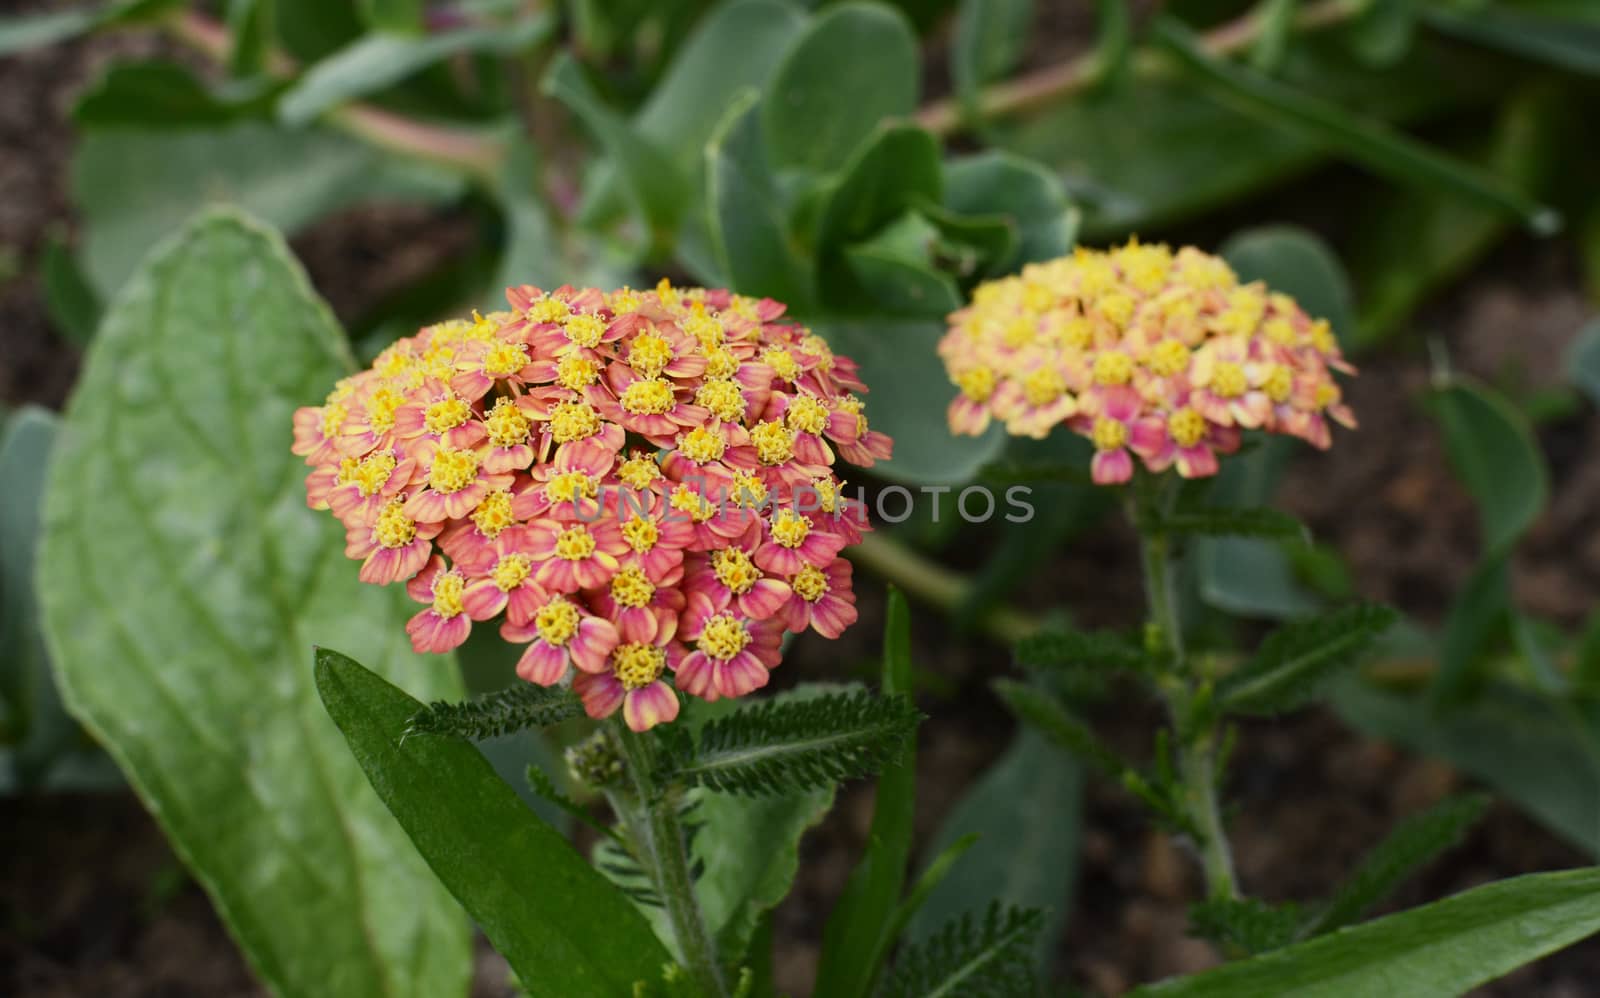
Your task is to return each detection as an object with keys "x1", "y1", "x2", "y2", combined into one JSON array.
[
  {"x1": 428, "y1": 448, "x2": 479, "y2": 494},
  {"x1": 554, "y1": 526, "x2": 597, "y2": 561},
  {"x1": 374, "y1": 498, "x2": 416, "y2": 549},
  {"x1": 785, "y1": 395, "x2": 830, "y2": 435},
  {"x1": 617, "y1": 453, "x2": 662, "y2": 490},
  {"x1": 770, "y1": 510, "x2": 811, "y2": 549},
  {"x1": 556, "y1": 353, "x2": 600, "y2": 390},
  {"x1": 484, "y1": 397, "x2": 532, "y2": 448},
  {"x1": 1211, "y1": 361, "x2": 1248, "y2": 399},
  {"x1": 547, "y1": 401, "x2": 601, "y2": 443},
  {"x1": 956, "y1": 366, "x2": 997, "y2": 402},
  {"x1": 611, "y1": 567, "x2": 656, "y2": 608},
  {"x1": 697, "y1": 614, "x2": 751, "y2": 661},
  {"x1": 696, "y1": 379, "x2": 746, "y2": 421},
  {"x1": 750, "y1": 421, "x2": 794, "y2": 465},
  {"x1": 711, "y1": 548, "x2": 760, "y2": 595},
  {"x1": 492, "y1": 553, "x2": 532, "y2": 592},
  {"x1": 1092, "y1": 352, "x2": 1134, "y2": 386},
  {"x1": 1023, "y1": 367, "x2": 1067, "y2": 407},
  {"x1": 483, "y1": 341, "x2": 529, "y2": 378},
  {"x1": 621, "y1": 378, "x2": 676, "y2": 415},
  {"x1": 424, "y1": 396, "x2": 472, "y2": 435},
  {"x1": 629, "y1": 332, "x2": 674, "y2": 378},
  {"x1": 1091, "y1": 416, "x2": 1128, "y2": 452},
  {"x1": 472, "y1": 490, "x2": 514, "y2": 537},
  {"x1": 352, "y1": 452, "x2": 398, "y2": 496},
  {"x1": 792, "y1": 564, "x2": 828, "y2": 602},
  {"x1": 526, "y1": 297, "x2": 570, "y2": 323},
  {"x1": 545, "y1": 470, "x2": 598, "y2": 504},
  {"x1": 1167, "y1": 408, "x2": 1207, "y2": 448},
  {"x1": 431, "y1": 572, "x2": 465, "y2": 618},
  {"x1": 678, "y1": 426, "x2": 726, "y2": 463},
  {"x1": 1147, "y1": 340, "x2": 1190, "y2": 378},
  {"x1": 613, "y1": 642, "x2": 666, "y2": 689},
  {"x1": 535, "y1": 597, "x2": 579, "y2": 645},
  {"x1": 669, "y1": 484, "x2": 716, "y2": 523},
  {"x1": 763, "y1": 347, "x2": 801, "y2": 382},
  {"x1": 563, "y1": 313, "x2": 606, "y2": 349},
  {"x1": 622, "y1": 515, "x2": 659, "y2": 553},
  {"x1": 1262, "y1": 364, "x2": 1294, "y2": 403}
]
